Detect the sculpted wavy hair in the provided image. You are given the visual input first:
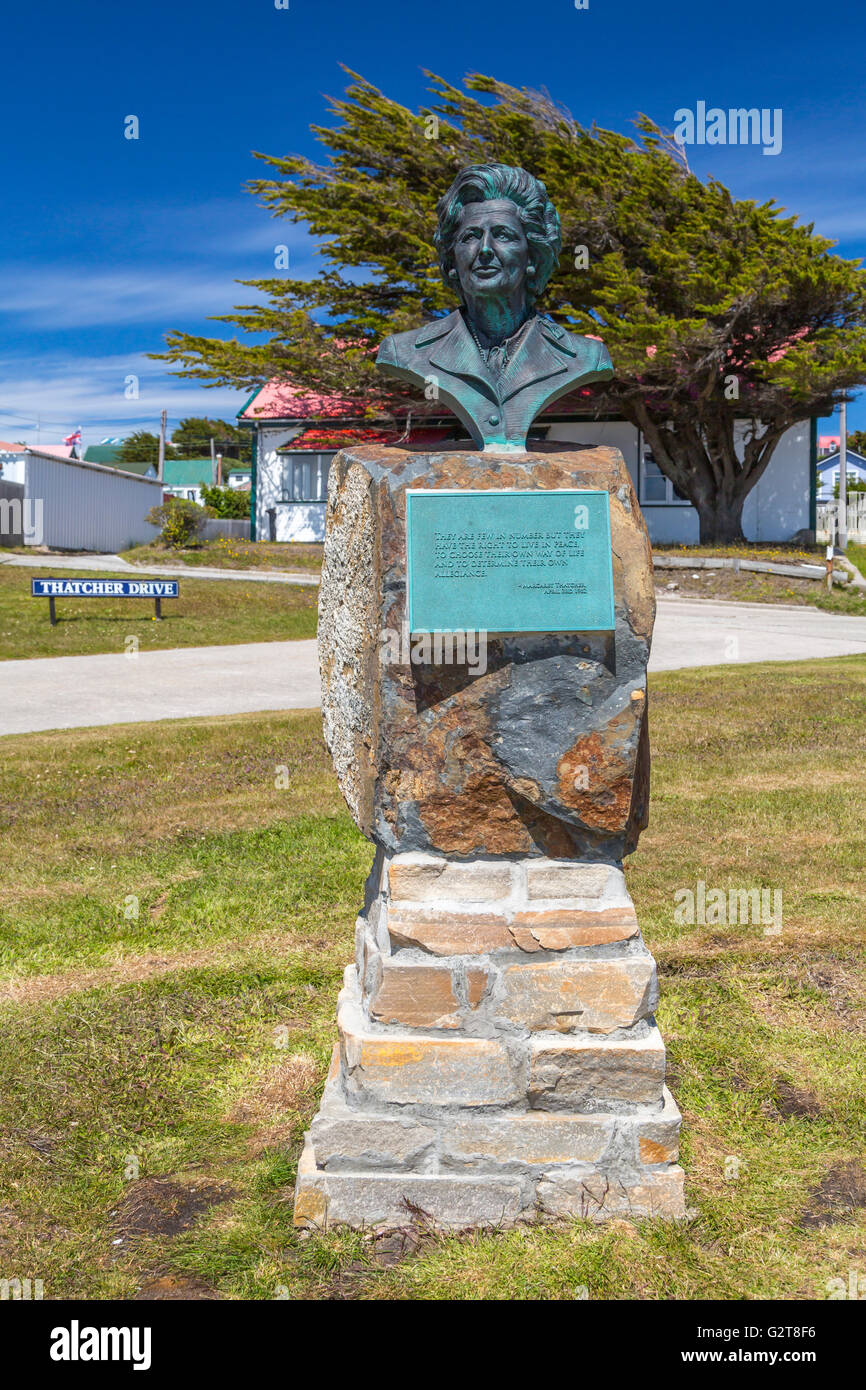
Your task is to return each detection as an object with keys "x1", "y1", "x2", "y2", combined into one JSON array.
[{"x1": 434, "y1": 164, "x2": 562, "y2": 309}]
